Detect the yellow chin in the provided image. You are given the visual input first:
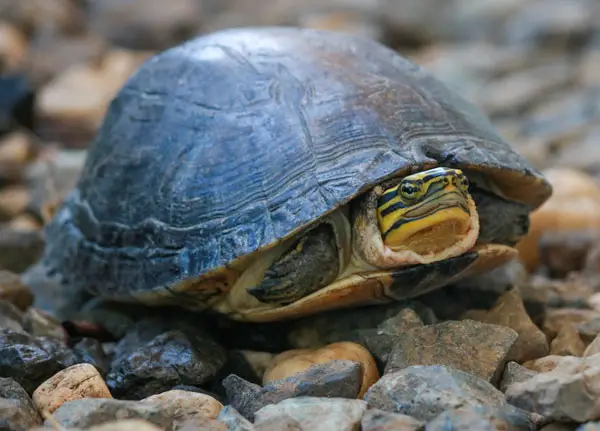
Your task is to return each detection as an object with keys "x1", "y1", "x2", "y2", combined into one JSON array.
[{"x1": 384, "y1": 207, "x2": 473, "y2": 256}]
